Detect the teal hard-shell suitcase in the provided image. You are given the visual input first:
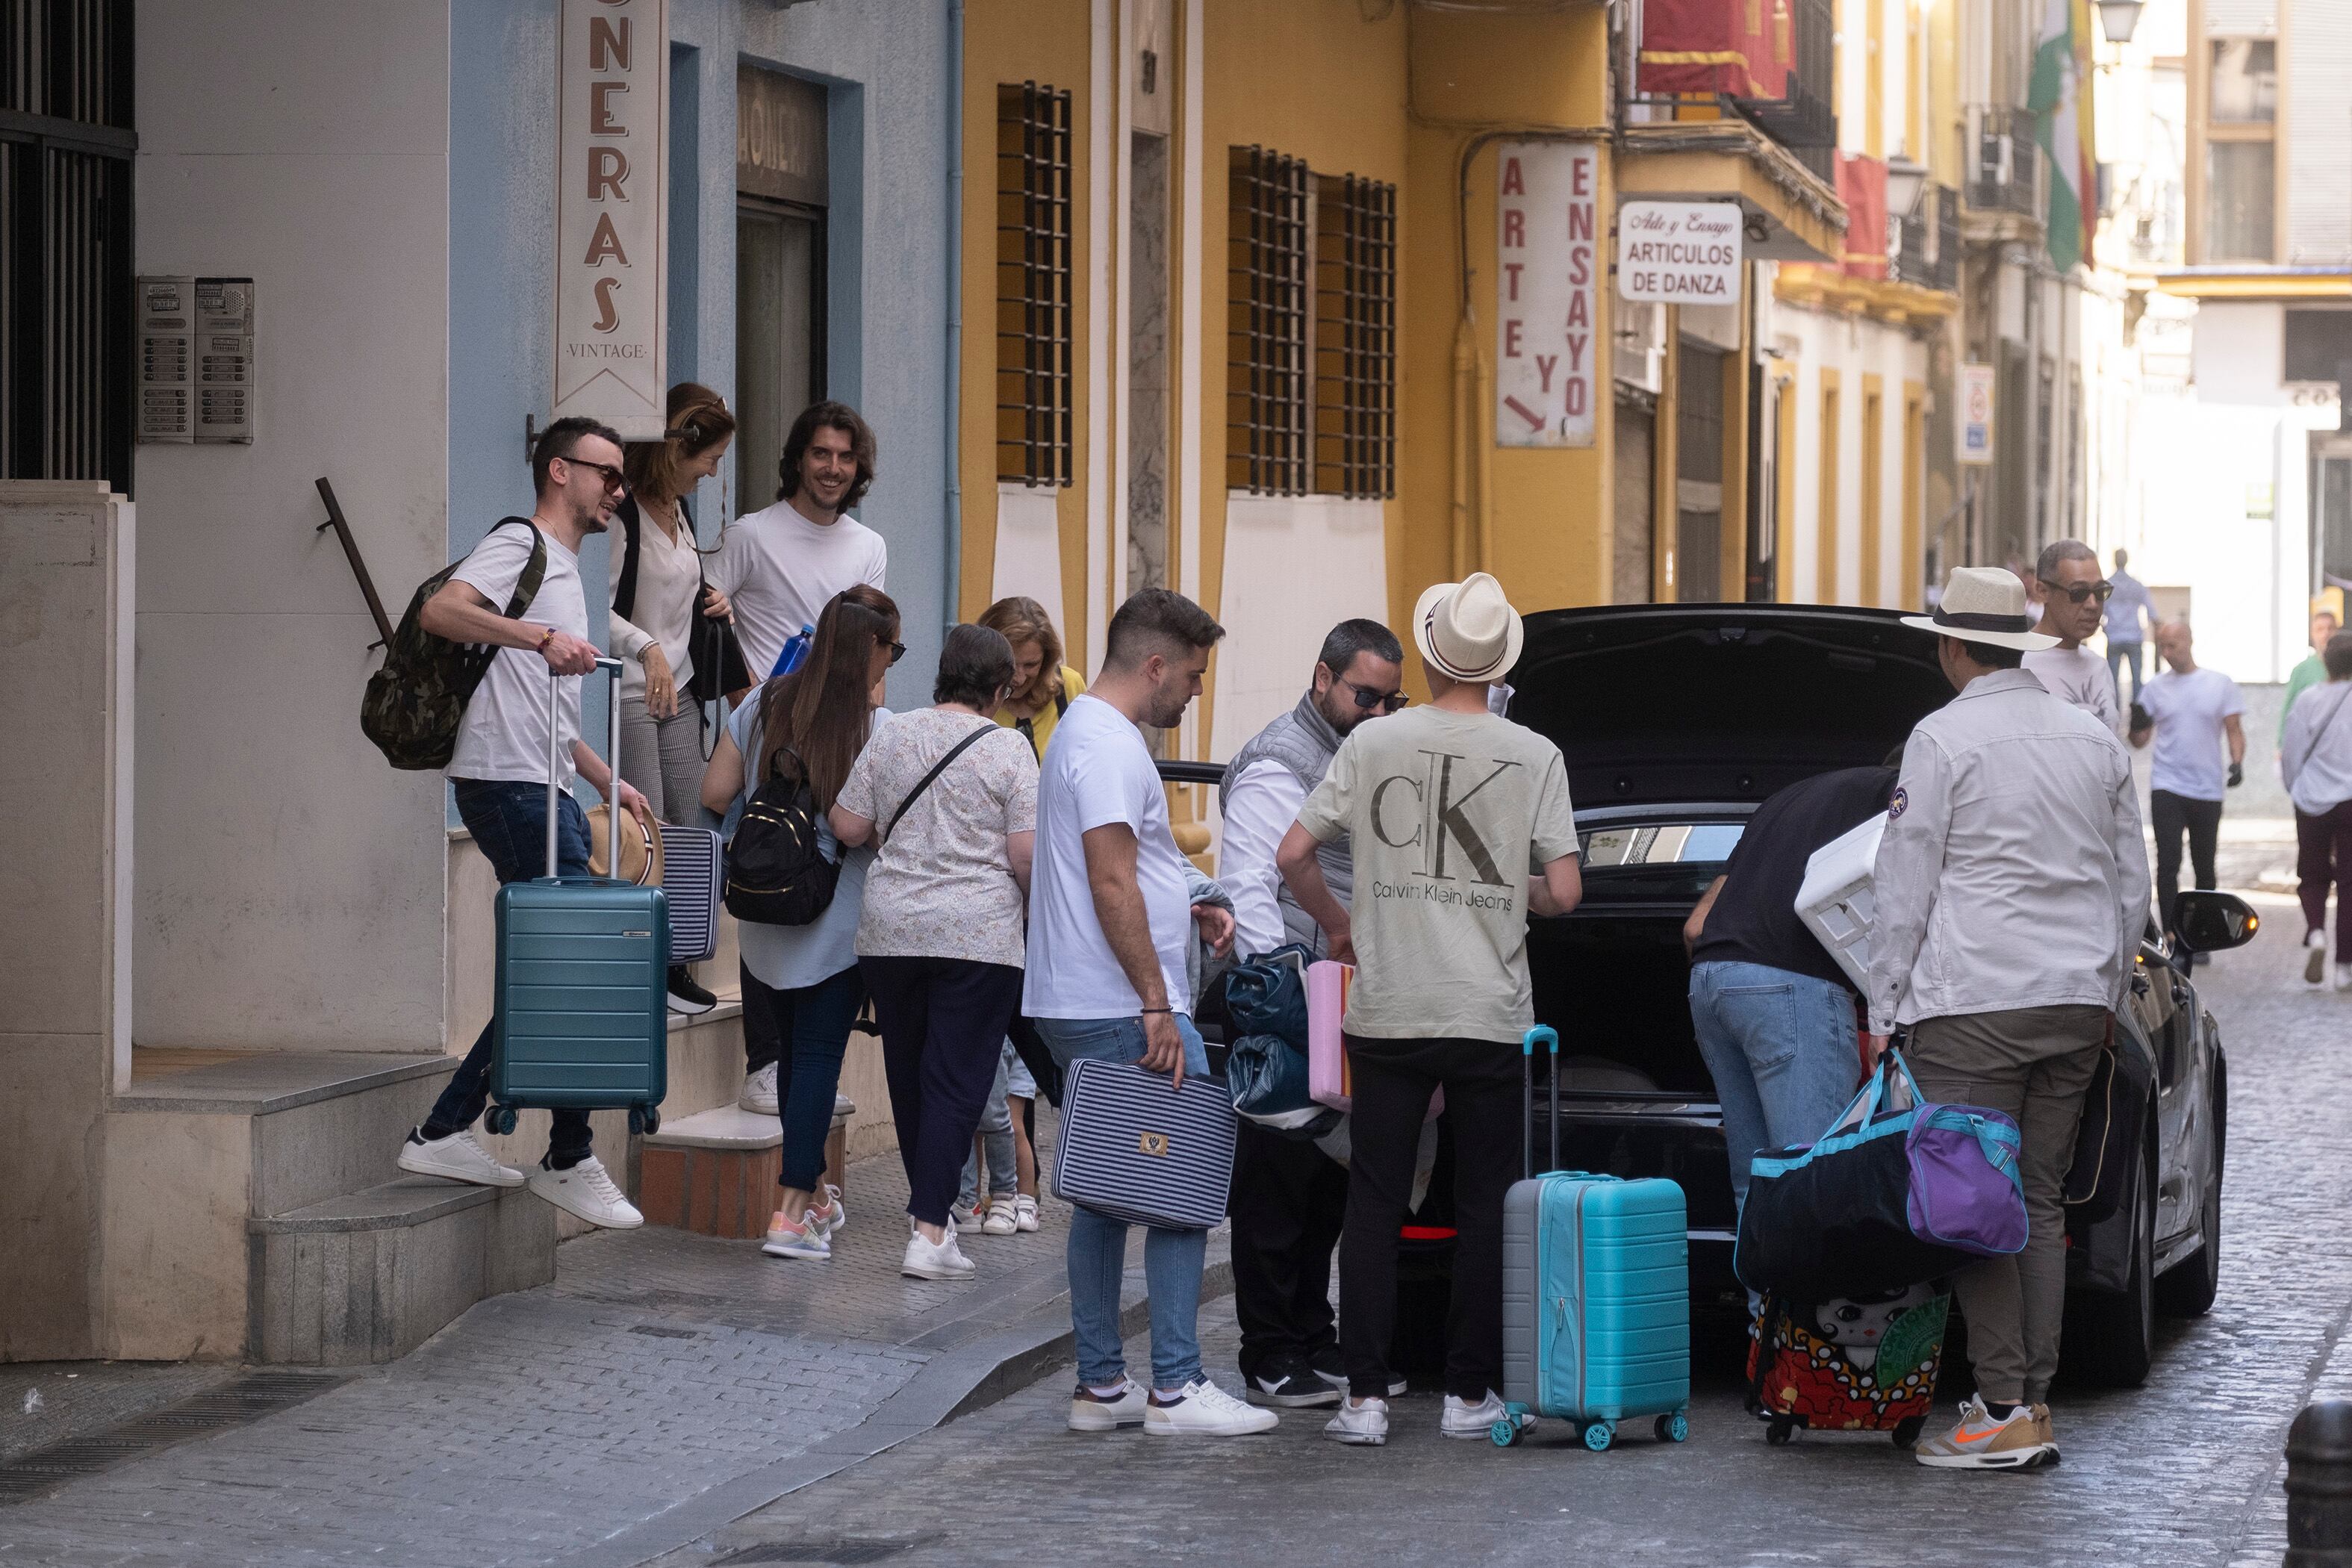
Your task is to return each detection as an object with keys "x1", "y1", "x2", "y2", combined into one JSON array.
[
  {"x1": 485, "y1": 659, "x2": 670, "y2": 1136},
  {"x1": 1496, "y1": 1025, "x2": 1691, "y2": 1451}
]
